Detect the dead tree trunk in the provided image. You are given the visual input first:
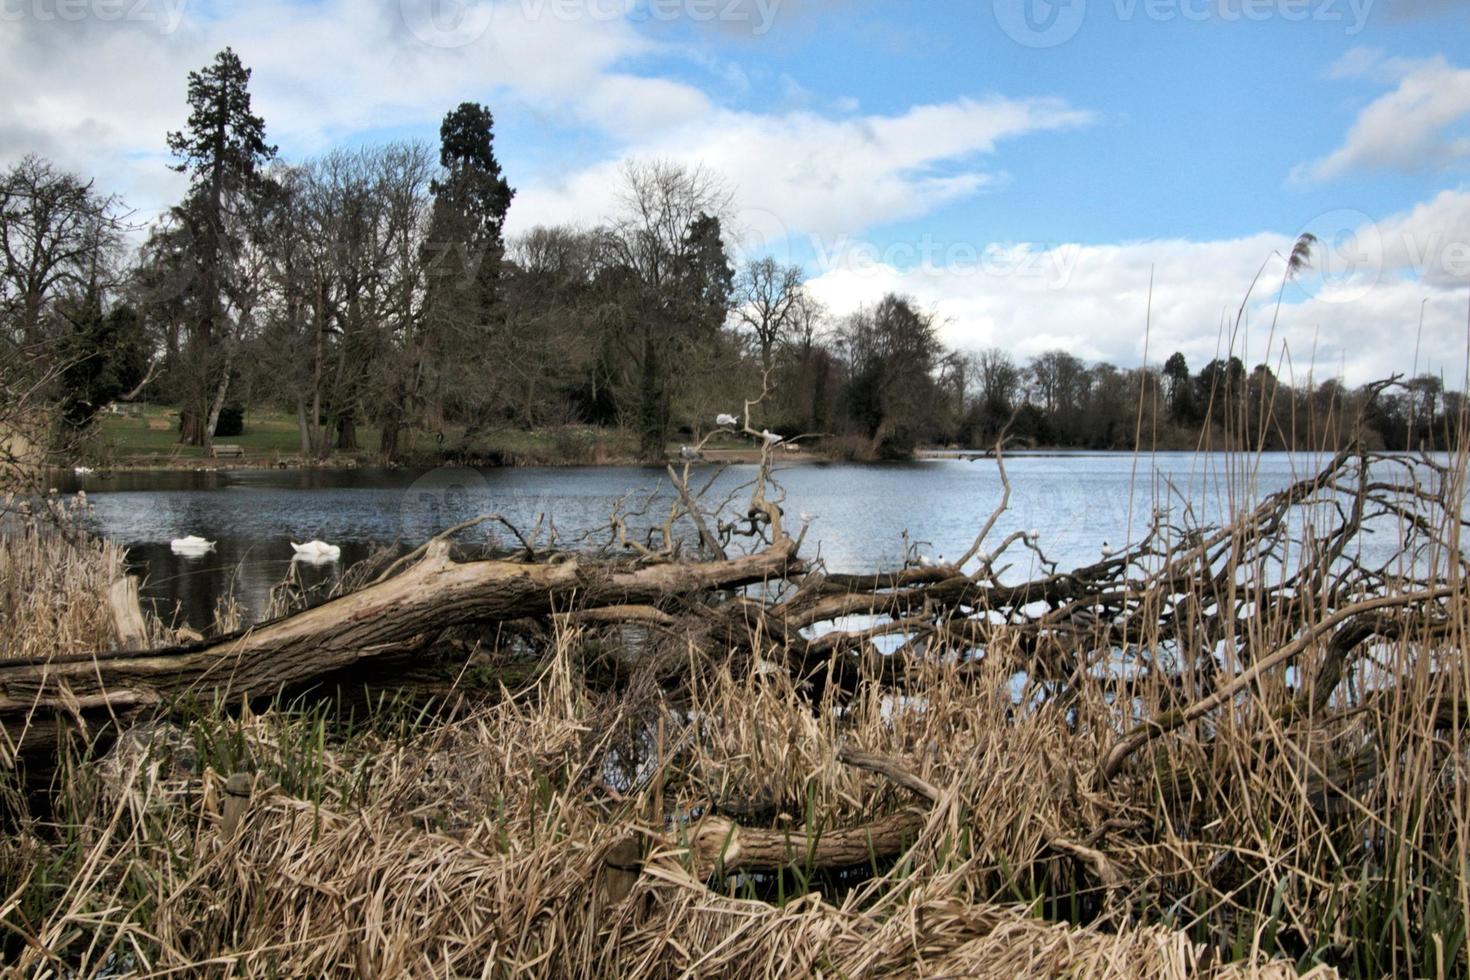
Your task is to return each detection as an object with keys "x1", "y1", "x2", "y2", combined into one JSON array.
[{"x1": 0, "y1": 539, "x2": 800, "y2": 749}]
